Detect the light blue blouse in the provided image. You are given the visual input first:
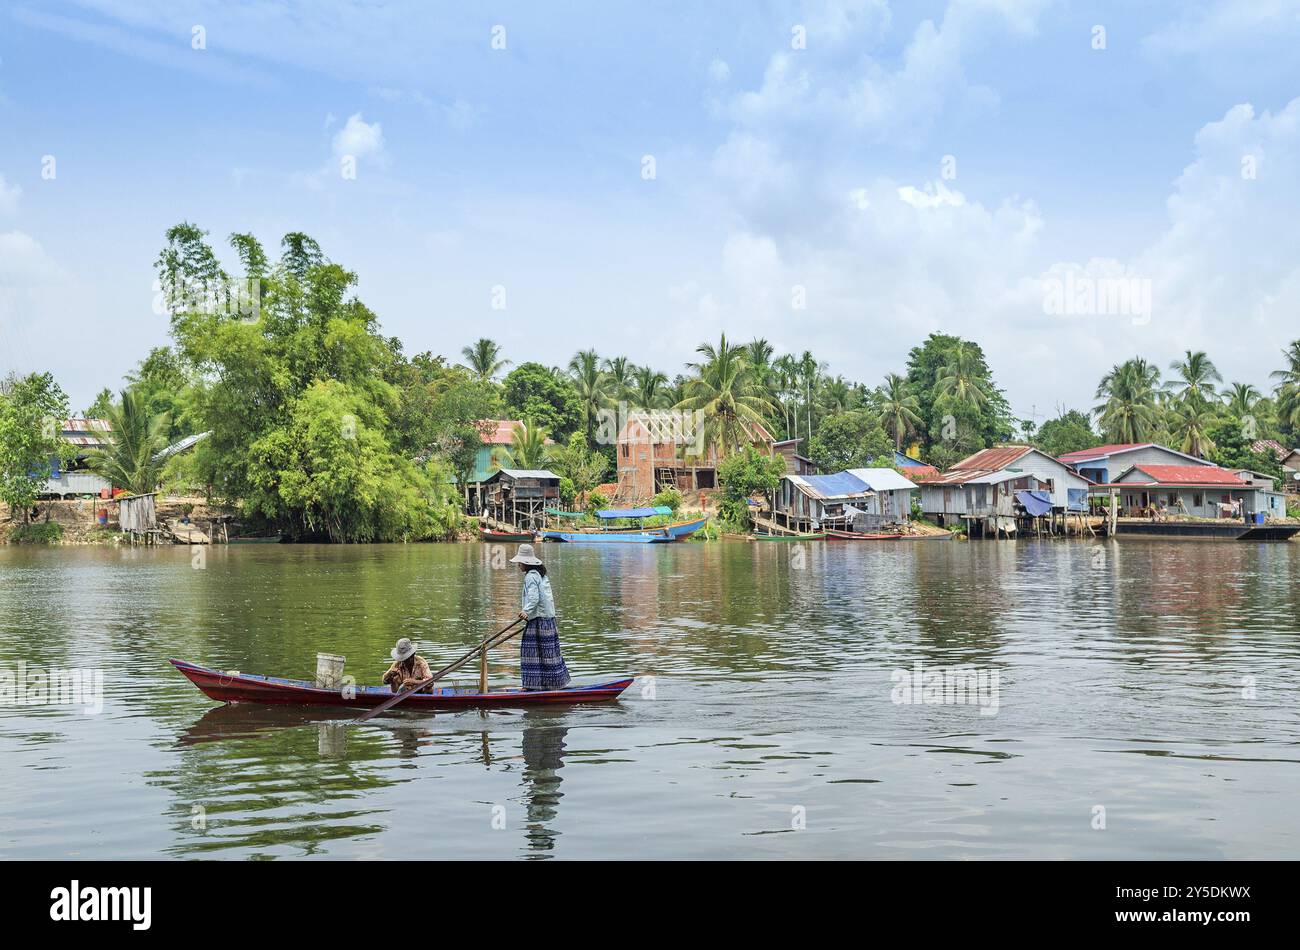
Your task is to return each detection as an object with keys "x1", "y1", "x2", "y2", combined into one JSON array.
[{"x1": 522, "y1": 571, "x2": 556, "y2": 619}]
